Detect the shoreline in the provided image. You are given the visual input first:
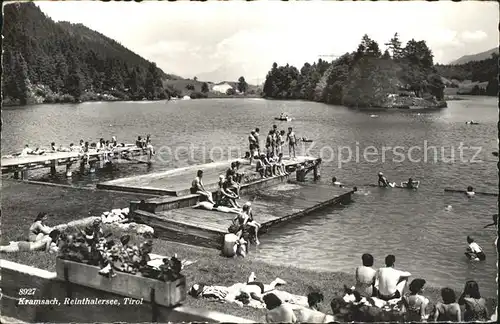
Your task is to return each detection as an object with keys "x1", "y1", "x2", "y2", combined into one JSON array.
[
  {"x1": 2, "y1": 95, "x2": 264, "y2": 108},
  {"x1": 1, "y1": 180, "x2": 497, "y2": 320},
  {"x1": 2, "y1": 239, "x2": 497, "y2": 321}
]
